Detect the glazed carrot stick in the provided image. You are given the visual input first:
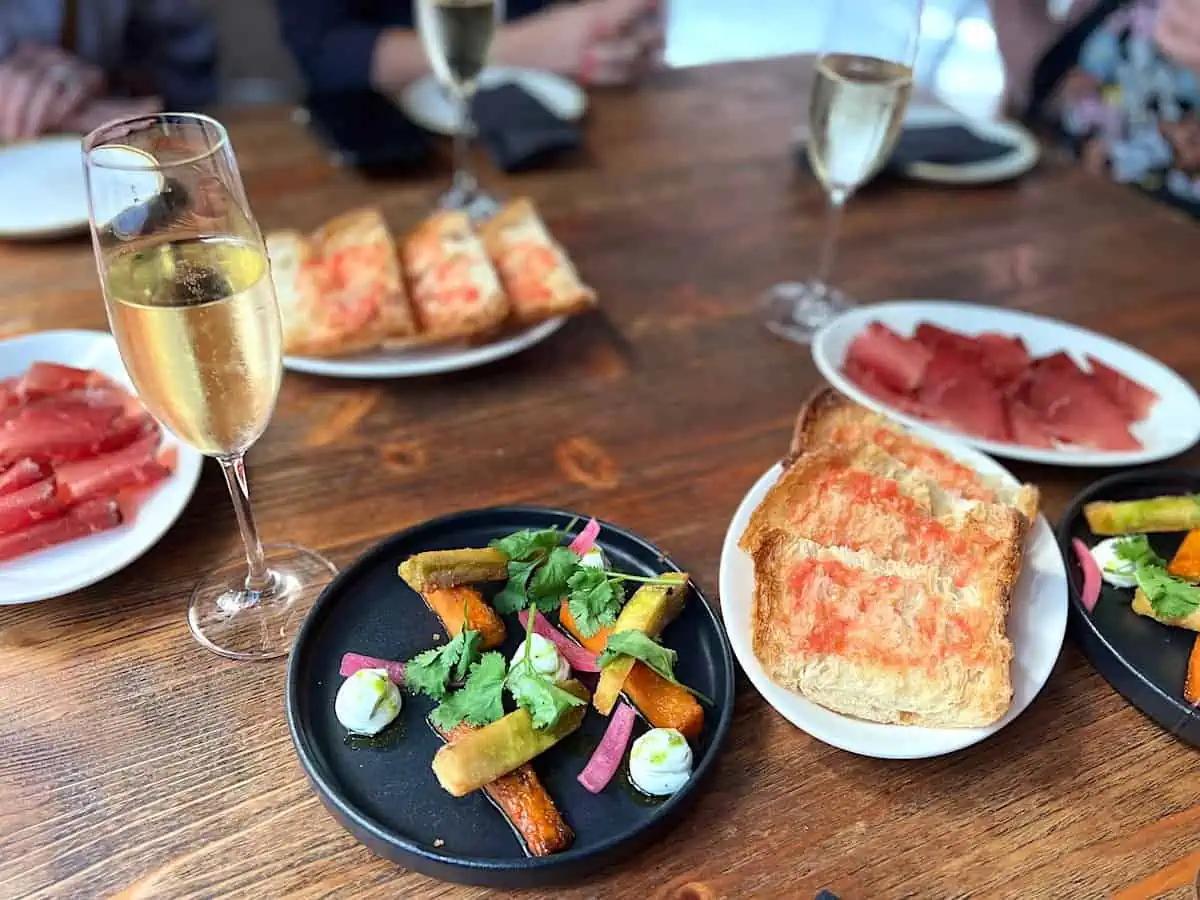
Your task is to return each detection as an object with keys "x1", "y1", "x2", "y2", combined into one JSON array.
[
  {"x1": 1186, "y1": 636, "x2": 1200, "y2": 706},
  {"x1": 1168, "y1": 529, "x2": 1200, "y2": 581},
  {"x1": 559, "y1": 600, "x2": 704, "y2": 740},
  {"x1": 422, "y1": 586, "x2": 506, "y2": 649}
]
